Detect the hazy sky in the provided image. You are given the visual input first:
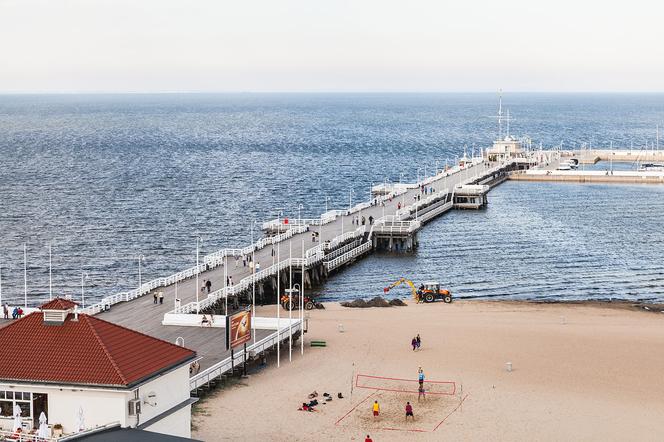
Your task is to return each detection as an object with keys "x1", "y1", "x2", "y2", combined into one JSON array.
[{"x1": 1, "y1": 0, "x2": 663, "y2": 93}]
